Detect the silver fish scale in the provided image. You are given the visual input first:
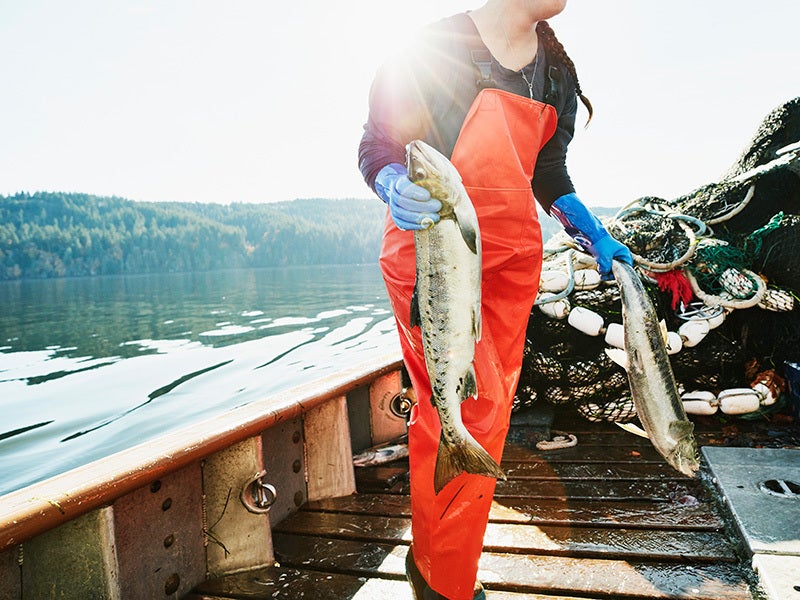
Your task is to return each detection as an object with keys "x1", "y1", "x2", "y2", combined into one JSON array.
[
  {"x1": 414, "y1": 217, "x2": 481, "y2": 438},
  {"x1": 612, "y1": 259, "x2": 700, "y2": 477}
]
